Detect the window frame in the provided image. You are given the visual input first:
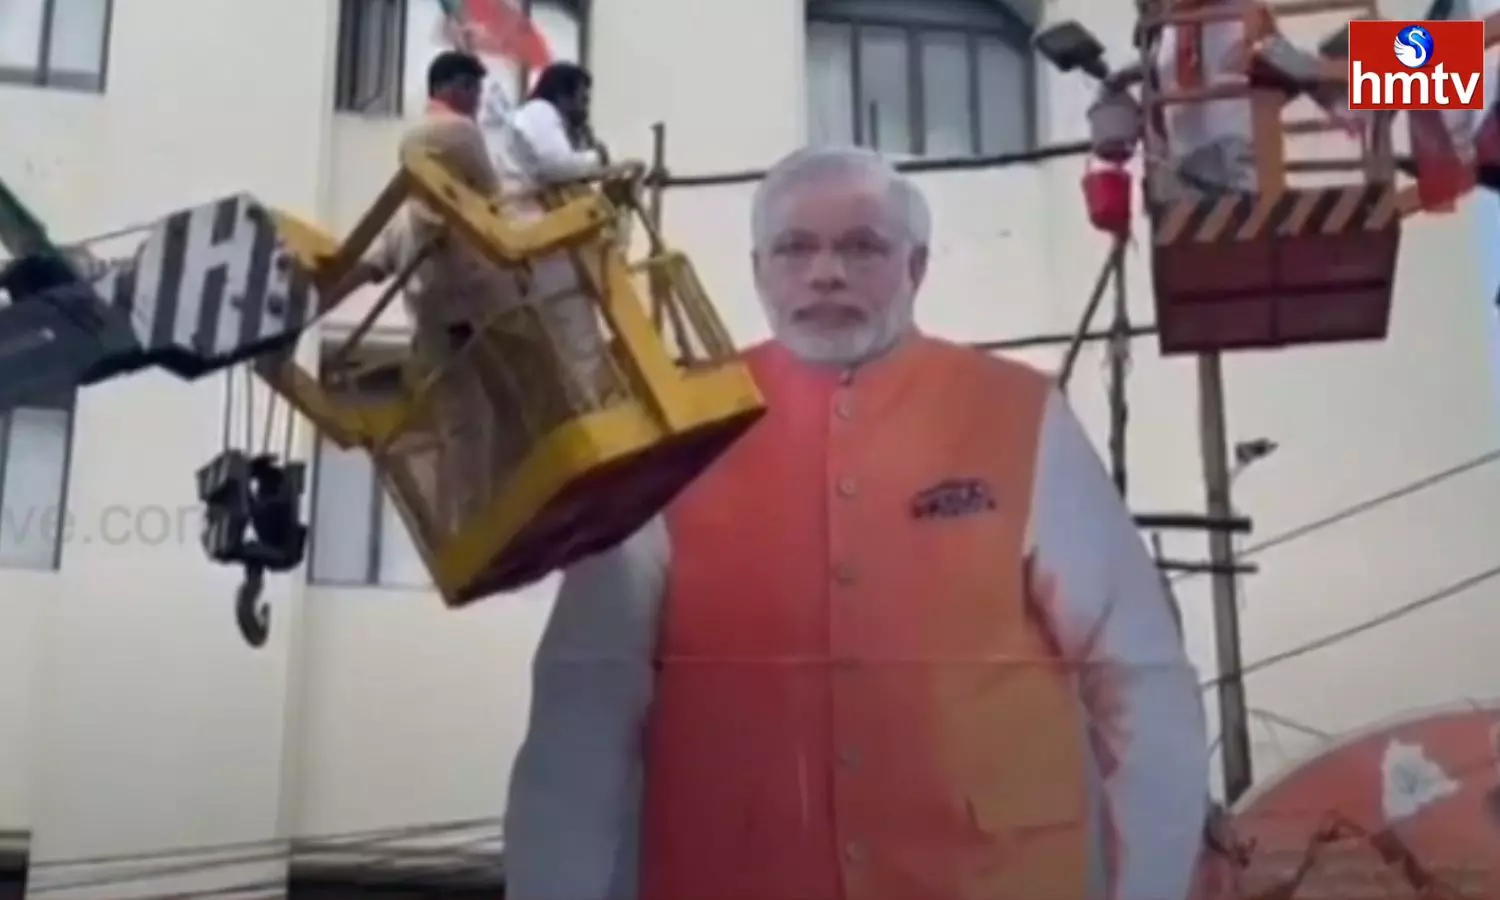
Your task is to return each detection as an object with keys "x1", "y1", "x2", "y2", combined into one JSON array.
[
  {"x1": 806, "y1": 0, "x2": 1037, "y2": 157},
  {"x1": 307, "y1": 432, "x2": 412, "y2": 588},
  {"x1": 305, "y1": 339, "x2": 430, "y2": 590},
  {"x1": 0, "y1": 389, "x2": 78, "y2": 572},
  {"x1": 0, "y1": 0, "x2": 115, "y2": 93},
  {"x1": 331, "y1": 0, "x2": 589, "y2": 117},
  {"x1": 333, "y1": 0, "x2": 408, "y2": 115}
]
